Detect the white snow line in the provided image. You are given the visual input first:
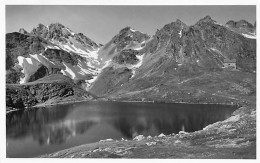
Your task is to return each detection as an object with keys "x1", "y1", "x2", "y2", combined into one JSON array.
[
  {"x1": 134, "y1": 46, "x2": 143, "y2": 50},
  {"x1": 179, "y1": 25, "x2": 183, "y2": 38},
  {"x1": 102, "y1": 59, "x2": 112, "y2": 69},
  {"x1": 17, "y1": 56, "x2": 25, "y2": 67},
  {"x1": 63, "y1": 63, "x2": 76, "y2": 79},
  {"x1": 87, "y1": 48, "x2": 99, "y2": 59},
  {"x1": 242, "y1": 33, "x2": 256, "y2": 39},
  {"x1": 87, "y1": 76, "x2": 98, "y2": 84},
  {"x1": 214, "y1": 22, "x2": 223, "y2": 26},
  {"x1": 66, "y1": 27, "x2": 75, "y2": 36},
  {"x1": 130, "y1": 28, "x2": 137, "y2": 32},
  {"x1": 38, "y1": 53, "x2": 55, "y2": 65}
]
